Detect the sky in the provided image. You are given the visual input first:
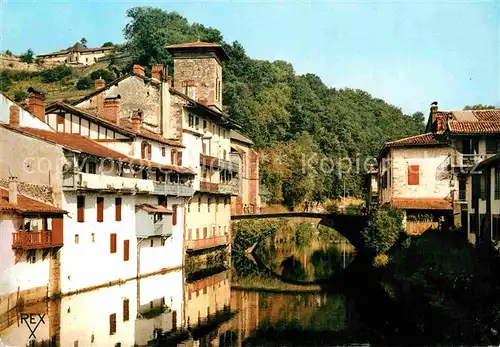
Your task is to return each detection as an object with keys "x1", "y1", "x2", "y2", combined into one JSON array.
[{"x1": 1, "y1": 0, "x2": 499, "y2": 115}]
